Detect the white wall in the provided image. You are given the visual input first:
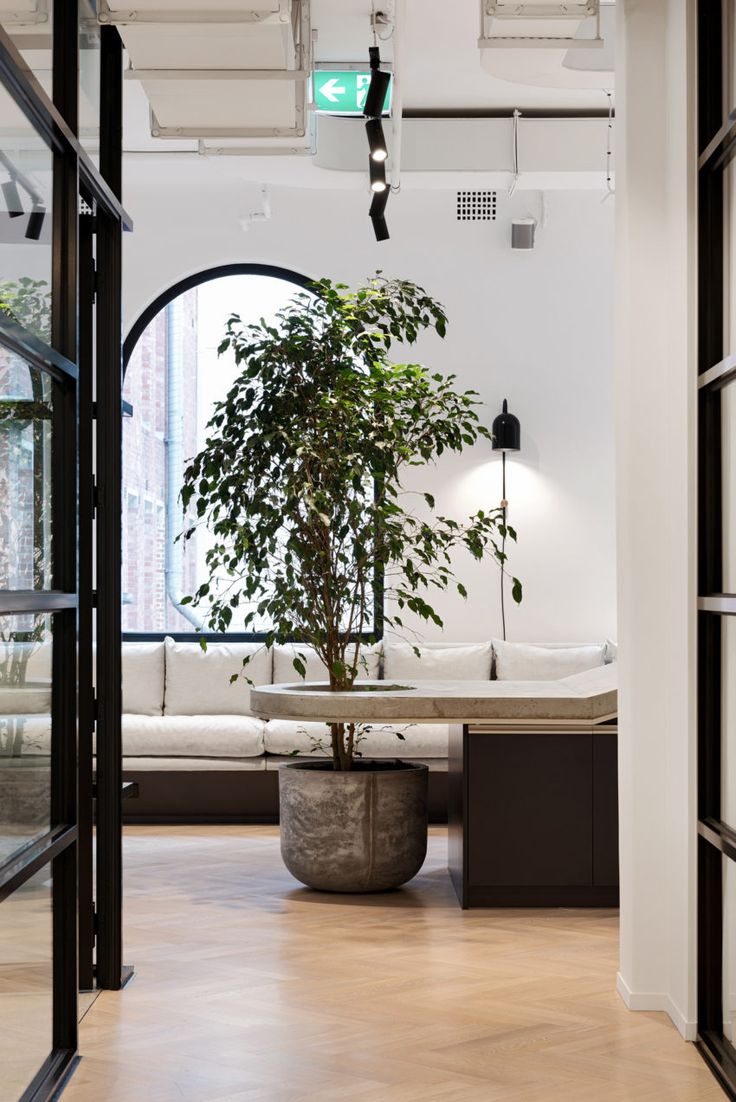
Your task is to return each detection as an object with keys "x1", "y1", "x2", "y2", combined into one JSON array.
[
  {"x1": 615, "y1": 0, "x2": 698, "y2": 1040},
  {"x1": 122, "y1": 160, "x2": 615, "y2": 644}
]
